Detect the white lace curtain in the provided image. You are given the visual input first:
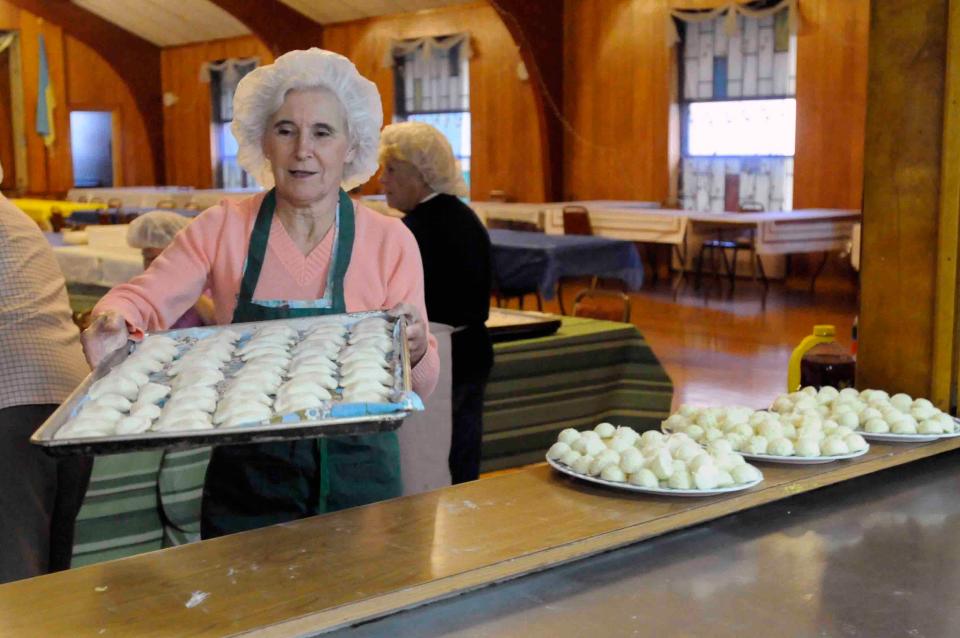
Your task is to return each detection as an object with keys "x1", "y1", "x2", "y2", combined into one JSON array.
[
  {"x1": 382, "y1": 33, "x2": 472, "y2": 68},
  {"x1": 667, "y1": 0, "x2": 800, "y2": 46},
  {"x1": 201, "y1": 57, "x2": 258, "y2": 122}
]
